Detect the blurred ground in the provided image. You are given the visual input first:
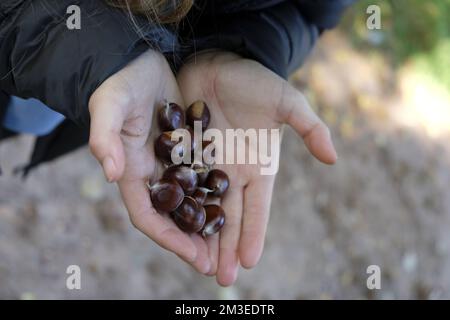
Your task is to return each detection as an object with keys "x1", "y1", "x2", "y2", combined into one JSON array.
[{"x1": 1, "y1": 28, "x2": 450, "y2": 299}]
